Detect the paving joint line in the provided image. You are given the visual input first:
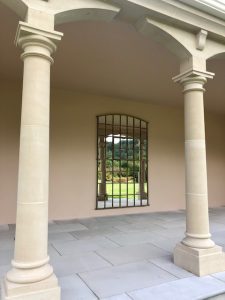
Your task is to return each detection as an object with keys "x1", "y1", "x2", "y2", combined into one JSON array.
[
  {"x1": 76, "y1": 273, "x2": 100, "y2": 299},
  {"x1": 93, "y1": 250, "x2": 114, "y2": 267}
]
